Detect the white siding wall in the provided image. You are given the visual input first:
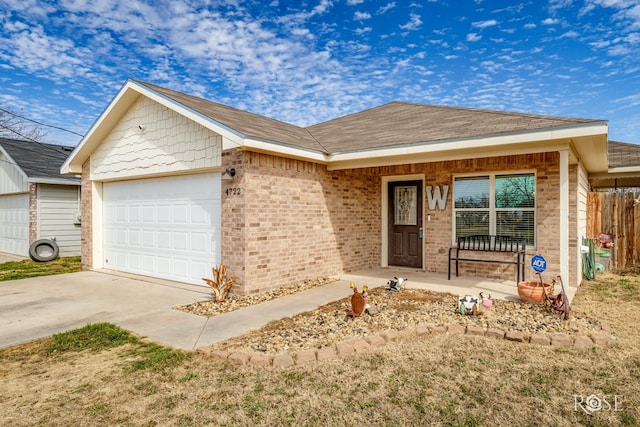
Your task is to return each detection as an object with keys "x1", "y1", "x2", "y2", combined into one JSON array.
[
  {"x1": 37, "y1": 184, "x2": 81, "y2": 256},
  {"x1": 577, "y1": 163, "x2": 590, "y2": 283},
  {"x1": 0, "y1": 150, "x2": 28, "y2": 195},
  {"x1": 0, "y1": 194, "x2": 29, "y2": 255},
  {"x1": 91, "y1": 96, "x2": 222, "y2": 181}
]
